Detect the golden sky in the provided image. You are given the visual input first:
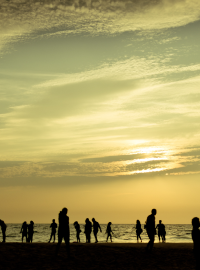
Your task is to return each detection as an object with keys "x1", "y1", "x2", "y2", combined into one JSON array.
[{"x1": 0, "y1": 0, "x2": 200, "y2": 223}]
